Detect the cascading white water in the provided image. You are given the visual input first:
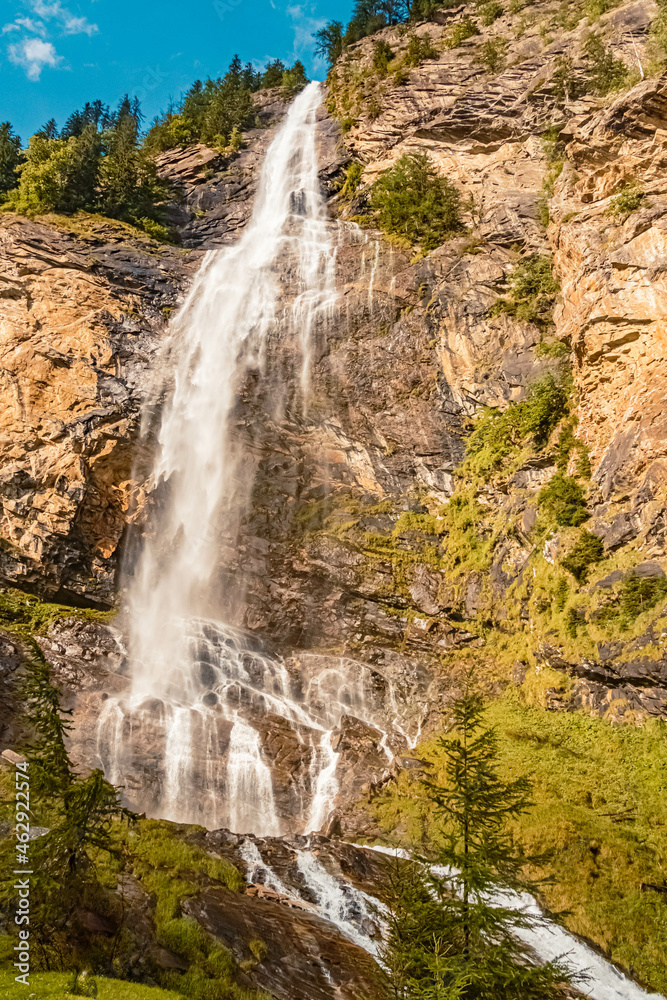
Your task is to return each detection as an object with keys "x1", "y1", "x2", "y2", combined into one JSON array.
[
  {"x1": 127, "y1": 81, "x2": 335, "y2": 704},
  {"x1": 96, "y1": 83, "x2": 421, "y2": 834}
]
